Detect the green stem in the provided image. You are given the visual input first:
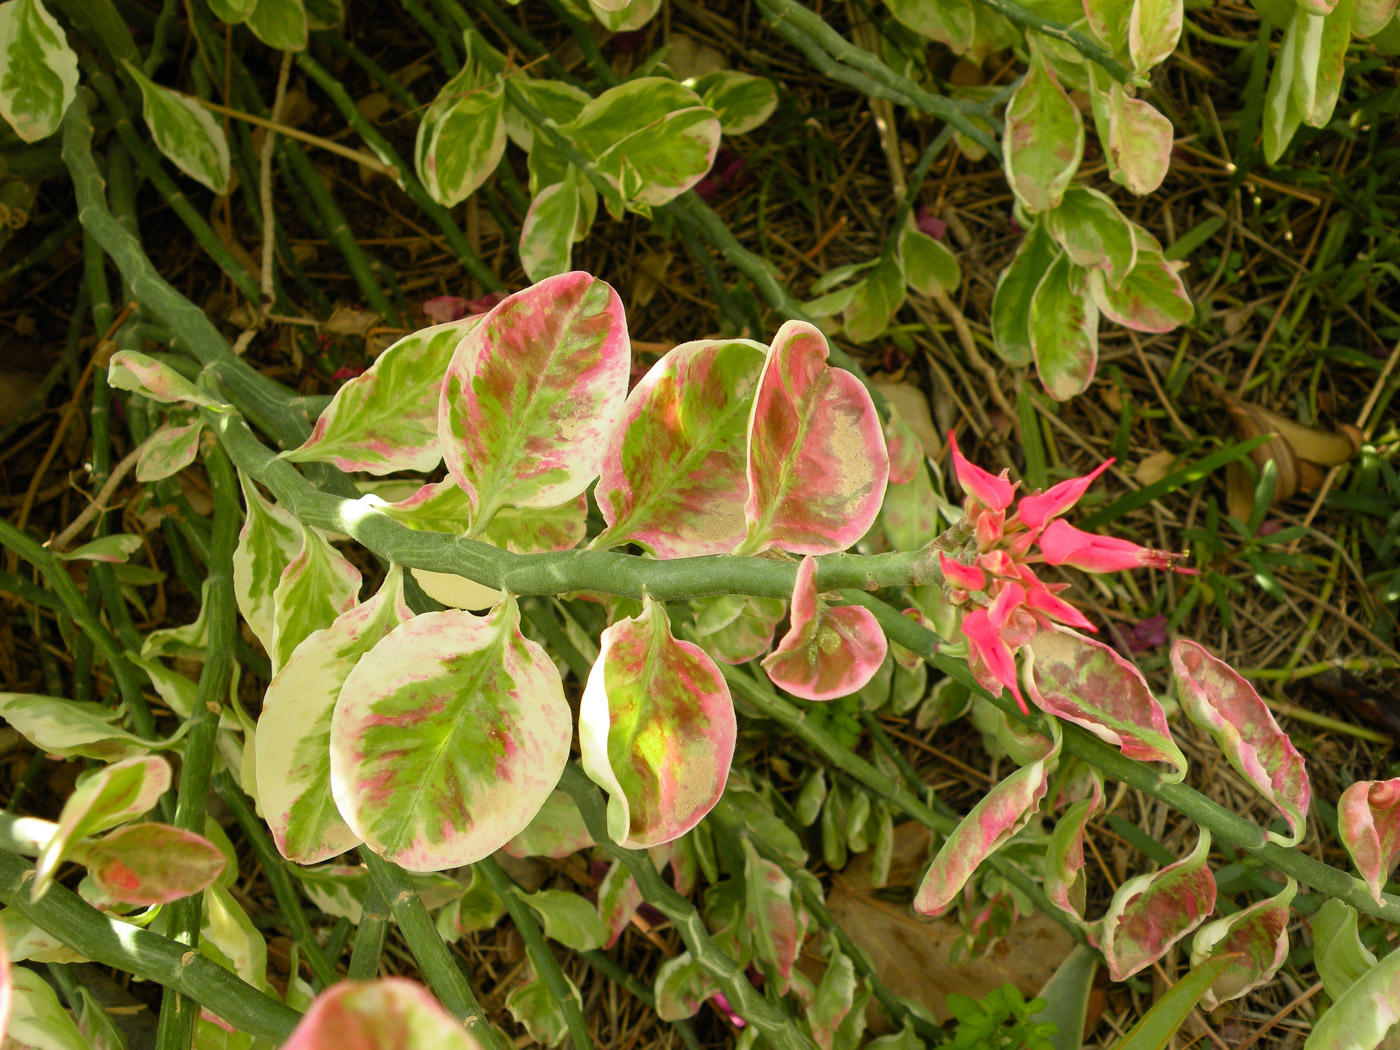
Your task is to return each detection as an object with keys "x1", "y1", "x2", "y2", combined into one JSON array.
[
  {"x1": 476, "y1": 858, "x2": 594, "y2": 1050},
  {"x1": 360, "y1": 849, "x2": 506, "y2": 1050},
  {"x1": 0, "y1": 214, "x2": 80, "y2": 287},
  {"x1": 0, "y1": 851, "x2": 301, "y2": 1042},
  {"x1": 881, "y1": 127, "x2": 955, "y2": 260},
  {"x1": 347, "y1": 880, "x2": 391, "y2": 981},
  {"x1": 560, "y1": 766, "x2": 818, "y2": 1050}
]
